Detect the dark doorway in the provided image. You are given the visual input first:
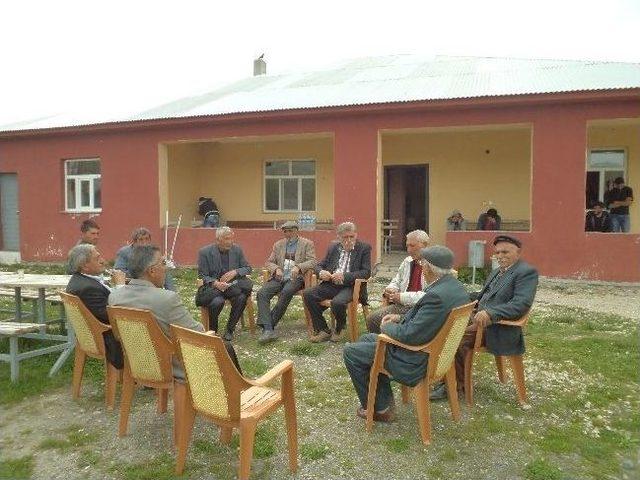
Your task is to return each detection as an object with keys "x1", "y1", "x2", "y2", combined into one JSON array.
[{"x1": 384, "y1": 165, "x2": 428, "y2": 250}]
